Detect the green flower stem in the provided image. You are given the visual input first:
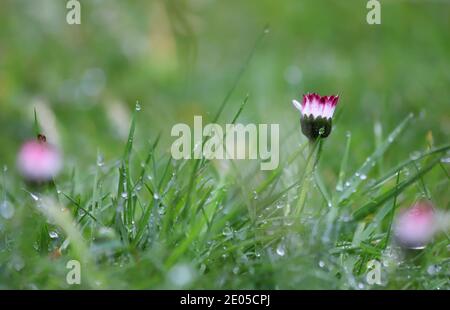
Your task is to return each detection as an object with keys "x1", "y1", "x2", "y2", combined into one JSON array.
[{"x1": 294, "y1": 139, "x2": 323, "y2": 217}]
